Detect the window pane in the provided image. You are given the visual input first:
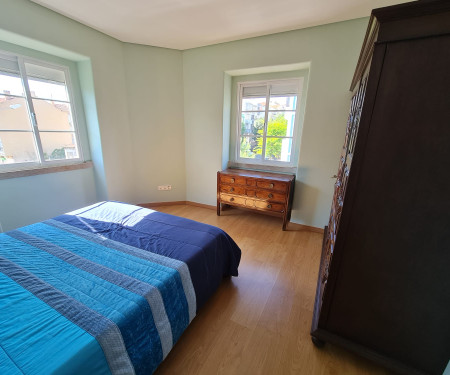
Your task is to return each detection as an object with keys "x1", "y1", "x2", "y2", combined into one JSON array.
[
  {"x1": 242, "y1": 97, "x2": 266, "y2": 111},
  {"x1": 241, "y1": 112, "x2": 265, "y2": 135},
  {"x1": 0, "y1": 131, "x2": 38, "y2": 164},
  {"x1": 32, "y1": 99, "x2": 74, "y2": 131},
  {"x1": 0, "y1": 96, "x2": 32, "y2": 130},
  {"x1": 267, "y1": 112, "x2": 295, "y2": 137},
  {"x1": 269, "y1": 95, "x2": 297, "y2": 110},
  {"x1": 240, "y1": 136, "x2": 262, "y2": 159},
  {"x1": 0, "y1": 72, "x2": 24, "y2": 96},
  {"x1": 264, "y1": 137, "x2": 292, "y2": 162},
  {"x1": 28, "y1": 79, "x2": 69, "y2": 101},
  {"x1": 40, "y1": 131, "x2": 79, "y2": 161}
]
